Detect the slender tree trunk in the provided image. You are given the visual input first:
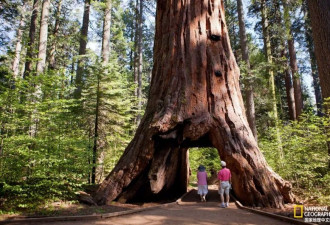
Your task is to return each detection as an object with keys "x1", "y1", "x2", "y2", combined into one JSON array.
[
  {"x1": 132, "y1": 0, "x2": 139, "y2": 125},
  {"x1": 94, "y1": 0, "x2": 112, "y2": 182},
  {"x1": 23, "y1": 0, "x2": 39, "y2": 78},
  {"x1": 277, "y1": 2, "x2": 296, "y2": 120},
  {"x1": 282, "y1": 0, "x2": 303, "y2": 119},
  {"x1": 281, "y1": 43, "x2": 296, "y2": 120},
  {"x1": 0, "y1": 124, "x2": 4, "y2": 169},
  {"x1": 70, "y1": 59, "x2": 75, "y2": 85},
  {"x1": 305, "y1": 31, "x2": 322, "y2": 115},
  {"x1": 261, "y1": 0, "x2": 278, "y2": 121},
  {"x1": 236, "y1": 0, "x2": 257, "y2": 141},
  {"x1": 92, "y1": 77, "x2": 100, "y2": 184},
  {"x1": 36, "y1": 0, "x2": 50, "y2": 75},
  {"x1": 101, "y1": 0, "x2": 112, "y2": 66},
  {"x1": 94, "y1": 0, "x2": 294, "y2": 207},
  {"x1": 288, "y1": 39, "x2": 303, "y2": 119},
  {"x1": 74, "y1": 0, "x2": 91, "y2": 99},
  {"x1": 261, "y1": 0, "x2": 283, "y2": 160},
  {"x1": 30, "y1": 0, "x2": 50, "y2": 138},
  {"x1": 12, "y1": 9, "x2": 26, "y2": 79},
  {"x1": 49, "y1": 0, "x2": 63, "y2": 70},
  {"x1": 306, "y1": 0, "x2": 330, "y2": 168},
  {"x1": 136, "y1": 0, "x2": 143, "y2": 126},
  {"x1": 303, "y1": 1, "x2": 322, "y2": 115}
]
